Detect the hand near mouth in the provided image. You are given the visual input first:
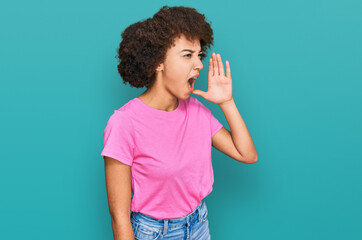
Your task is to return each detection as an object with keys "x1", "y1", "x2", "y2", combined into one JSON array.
[{"x1": 191, "y1": 52, "x2": 233, "y2": 105}]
